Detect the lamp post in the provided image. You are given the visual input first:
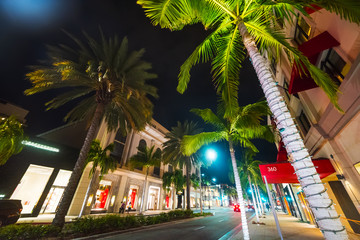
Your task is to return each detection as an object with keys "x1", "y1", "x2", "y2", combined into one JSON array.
[{"x1": 199, "y1": 148, "x2": 217, "y2": 213}]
